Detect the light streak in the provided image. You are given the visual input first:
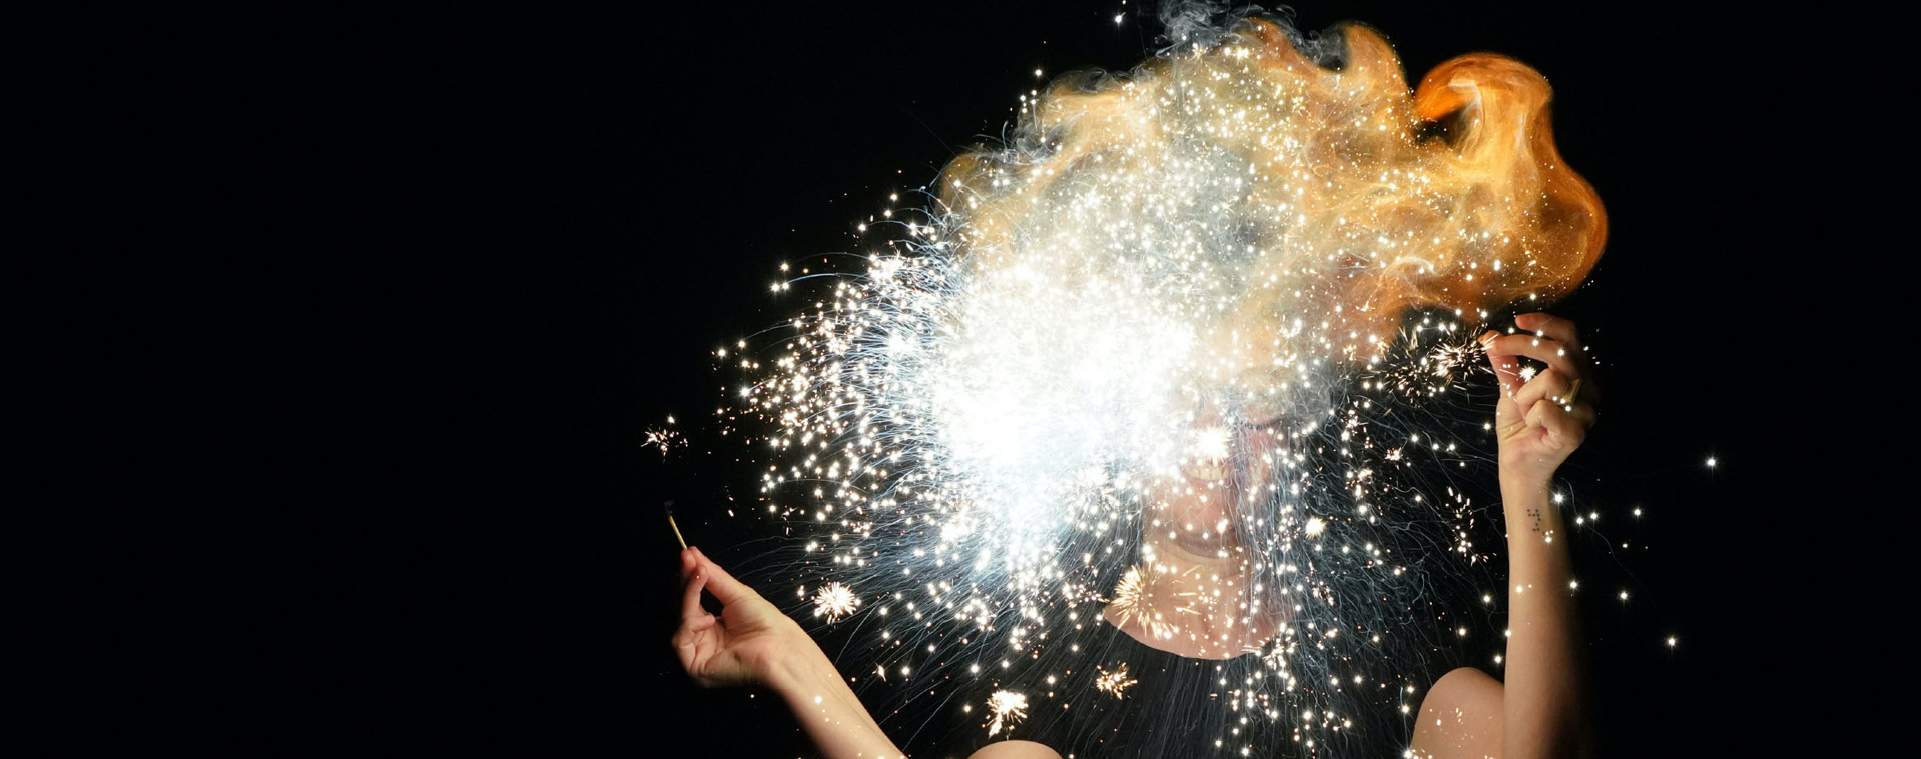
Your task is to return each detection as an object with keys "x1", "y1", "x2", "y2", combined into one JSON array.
[{"x1": 711, "y1": 6, "x2": 1621, "y2": 756}]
